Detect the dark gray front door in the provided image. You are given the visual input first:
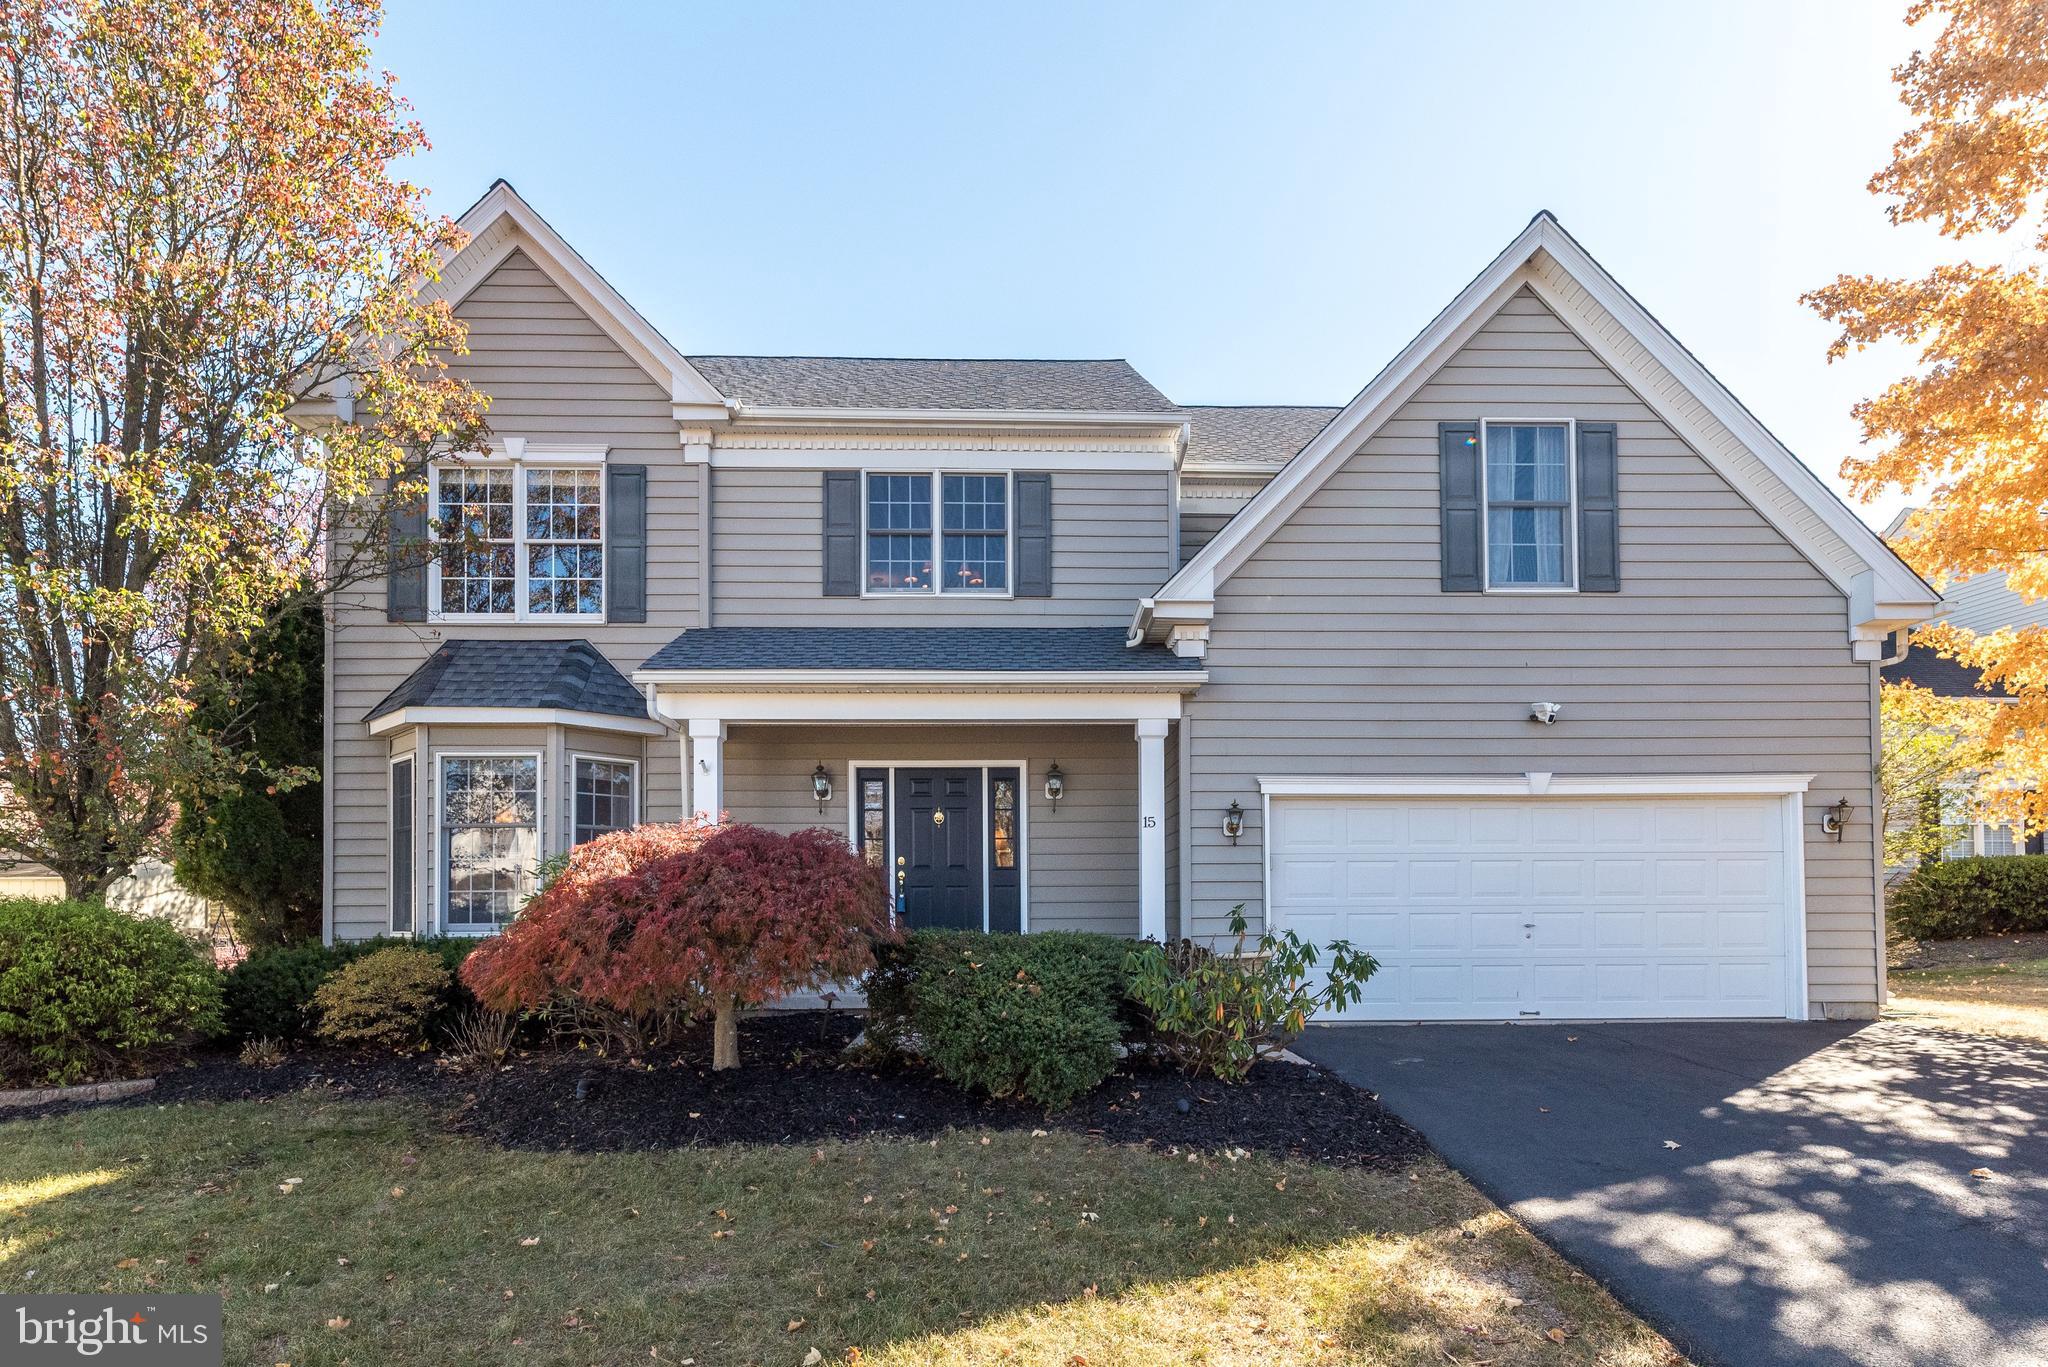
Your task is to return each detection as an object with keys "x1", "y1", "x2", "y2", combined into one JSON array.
[{"x1": 894, "y1": 768, "x2": 982, "y2": 930}]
